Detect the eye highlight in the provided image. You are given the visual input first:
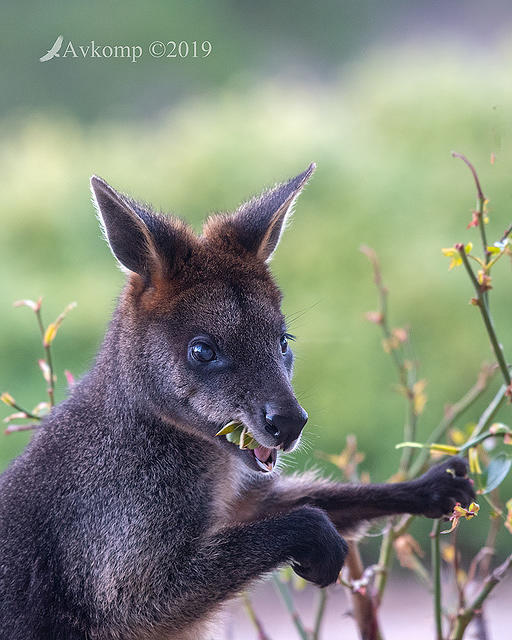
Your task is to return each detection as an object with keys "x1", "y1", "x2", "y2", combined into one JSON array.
[
  {"x1": 189, "y1": 341, "x2": 216, "y2": 363},
  {"x1": 280, "y1": 333, "x2": 295, "y2": 355}
]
